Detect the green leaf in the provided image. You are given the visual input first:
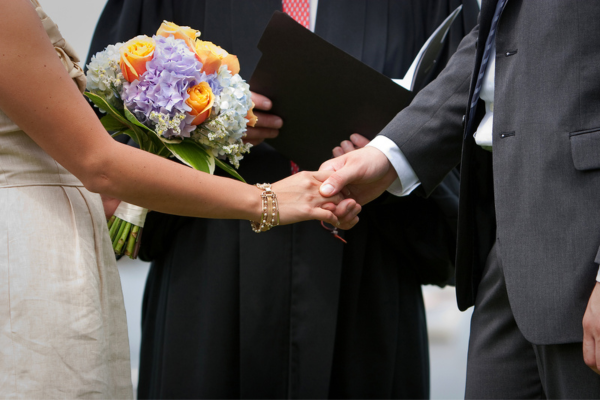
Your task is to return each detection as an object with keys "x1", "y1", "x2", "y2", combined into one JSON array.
[
  {"x1": 164, "y1": 140, "x2": 215, "y2": 174},
  {"x1": 146, "y1": 132, "x2": 171, "y2": 158},
  {"x1": 214, "y1": 157, "x2": 246, "y2": 182},
  {"x1": 120, "y1": 128, "x2": 143, "y2": 146},
  {"x1": 85, "y1": 92, "x2": 129, "y2": 126},
  {"x1": 124, "y1": 106, "x2": 154, "y2": 133},
  {"x1": 110, "y1": 129, "x2": 127, "y2": 138},
  {"x1": 121, "y1": 105, "x2": 176, "y2": 157},
  {"x1": 101, "y1": 114, "x2": 127, "y2": 131}
]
